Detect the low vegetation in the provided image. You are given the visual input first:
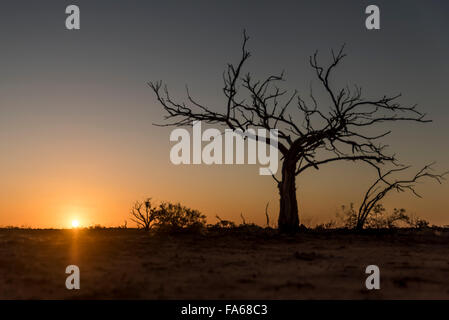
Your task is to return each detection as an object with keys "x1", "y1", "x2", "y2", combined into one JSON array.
[
  {"x1": 130, "y1": 198, "x2": 206, "y2": 232},
  {"x1": 130, "y1": 197, "x2": 436, "y2": 235},
  {"x1": 316, "y1": 203, "x2": 430, "y2": 230}
]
